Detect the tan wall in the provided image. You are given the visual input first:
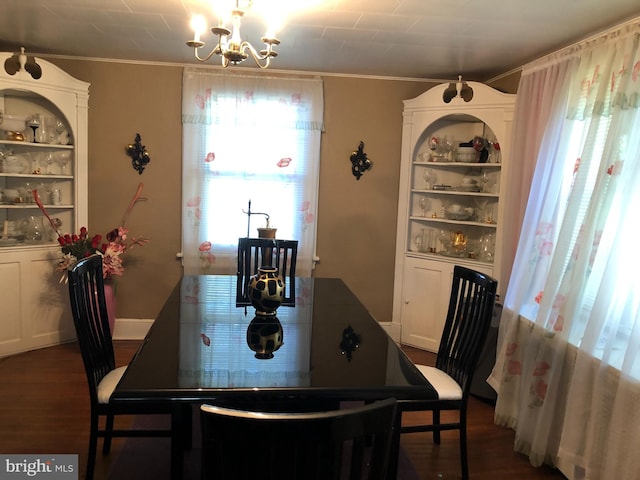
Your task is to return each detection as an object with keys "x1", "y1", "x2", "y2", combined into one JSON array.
[
  {"x1": 47, "y1": 57, "x2": 519, "y2": 322},
  {"x1": 314, "y1": 77, "x2": 435, "y2": 321}
]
